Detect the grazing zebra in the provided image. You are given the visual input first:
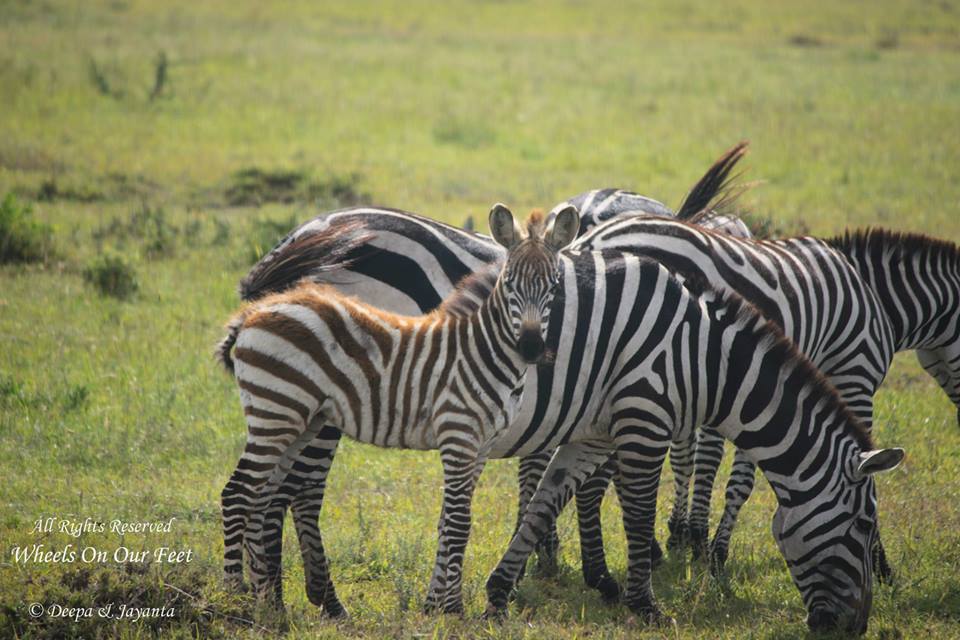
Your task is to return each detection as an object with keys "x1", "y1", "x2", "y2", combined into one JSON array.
[
  {"x1": 479, "y1": 260, "x2": 904, "y2": 634},
  {"x1": 696, "y1": 228, "x2": 960, "y2": 575},
  {"x1": 218, "y1": 206, "x2": 581, "y2": 612},
  {"x1": 225, "y1": 144, "x2": 751, "y2": 610},
  {"x1": 517, "y1": 214, "x2": 897, "y2": 596}
]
